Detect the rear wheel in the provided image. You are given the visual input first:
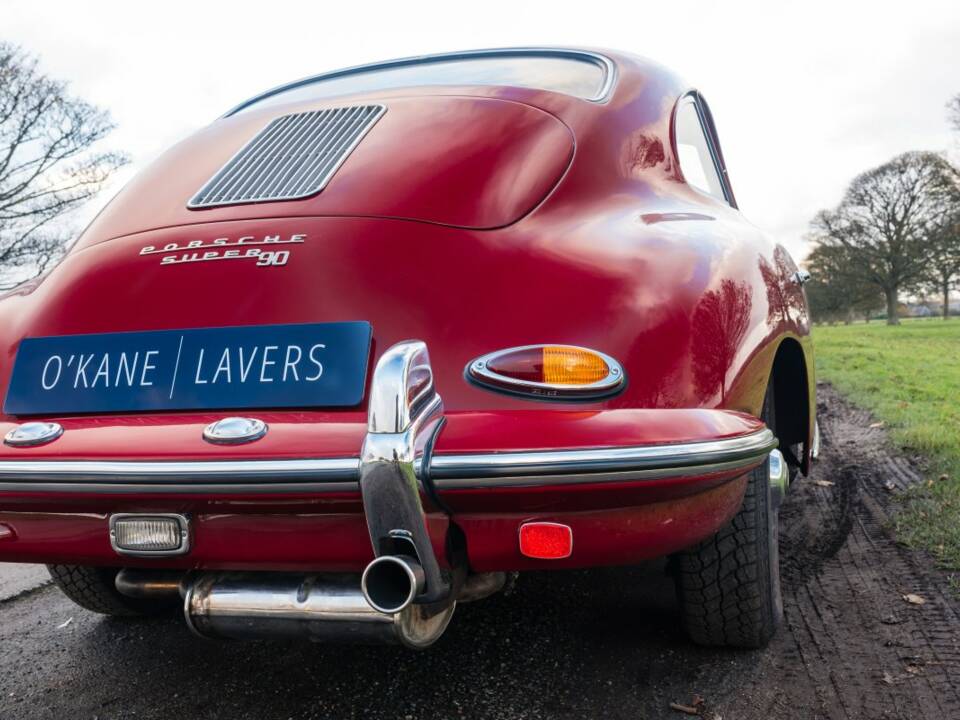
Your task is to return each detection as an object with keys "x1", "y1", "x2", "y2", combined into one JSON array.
[
  {"x1": 673, "y1": 387, "x2": 783, "y2": 648},
  {"x1": 47, "y1": 565, "x2": 175, "y2": 617}
]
